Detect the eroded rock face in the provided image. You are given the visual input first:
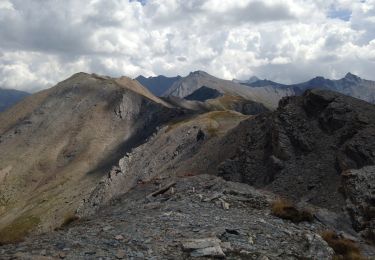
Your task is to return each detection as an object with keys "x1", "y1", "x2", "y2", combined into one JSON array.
[
  {"x1": 342, "y1": 166, "x2": 375, "y2": 242},
  {"x1": 76, "y1": 124, "x2": 206, "y2": 217},
  {"x1": 219, "y1": 89, "x2": 375, "y2": 212},
  {"x1": 77, "y1": 111, "x2": 248, "y2": 217}
]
